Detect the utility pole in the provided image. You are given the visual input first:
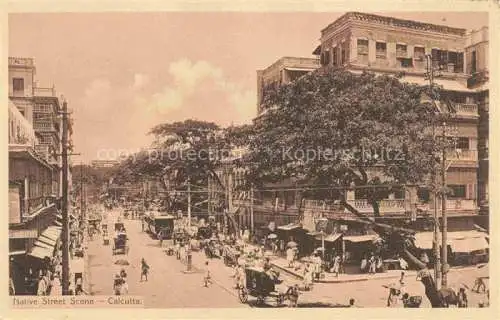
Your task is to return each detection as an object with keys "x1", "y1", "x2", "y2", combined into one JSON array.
[
  {"x1": 187, "y1": 177, "x2": 191, "y2": 229},
  {"x1": 250, "y1": 184, "x2": 254, "y2": 235},
  {"x1": 61, "y1": 100, "x2": 70, "y2": 295},
  {"x1": 441, "y1": 122, "x2": 448, "y2": 287},
  {"x1": 208, "y1": 176, "x2": 212, "y2": 216},
  {"x1": 425, "y1": 53, "x2": 441, "y2": 289},
  {"x1": 80, "y1": 163, "x2": 84, "y2": 221}
]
